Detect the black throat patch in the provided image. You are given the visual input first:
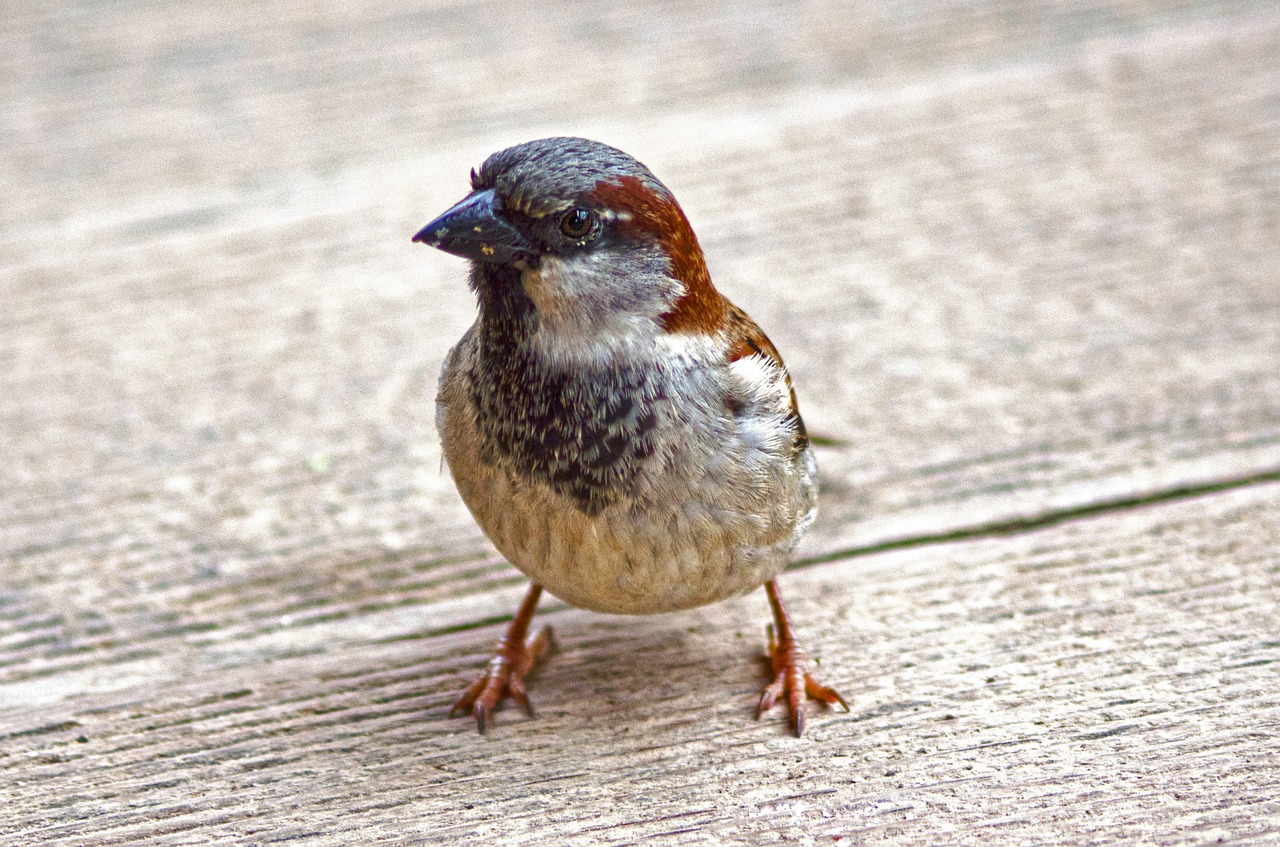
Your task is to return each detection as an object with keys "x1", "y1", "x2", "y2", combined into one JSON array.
[{"x1": 469, "y1": 265, "x2": 659, "y2": 515}]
